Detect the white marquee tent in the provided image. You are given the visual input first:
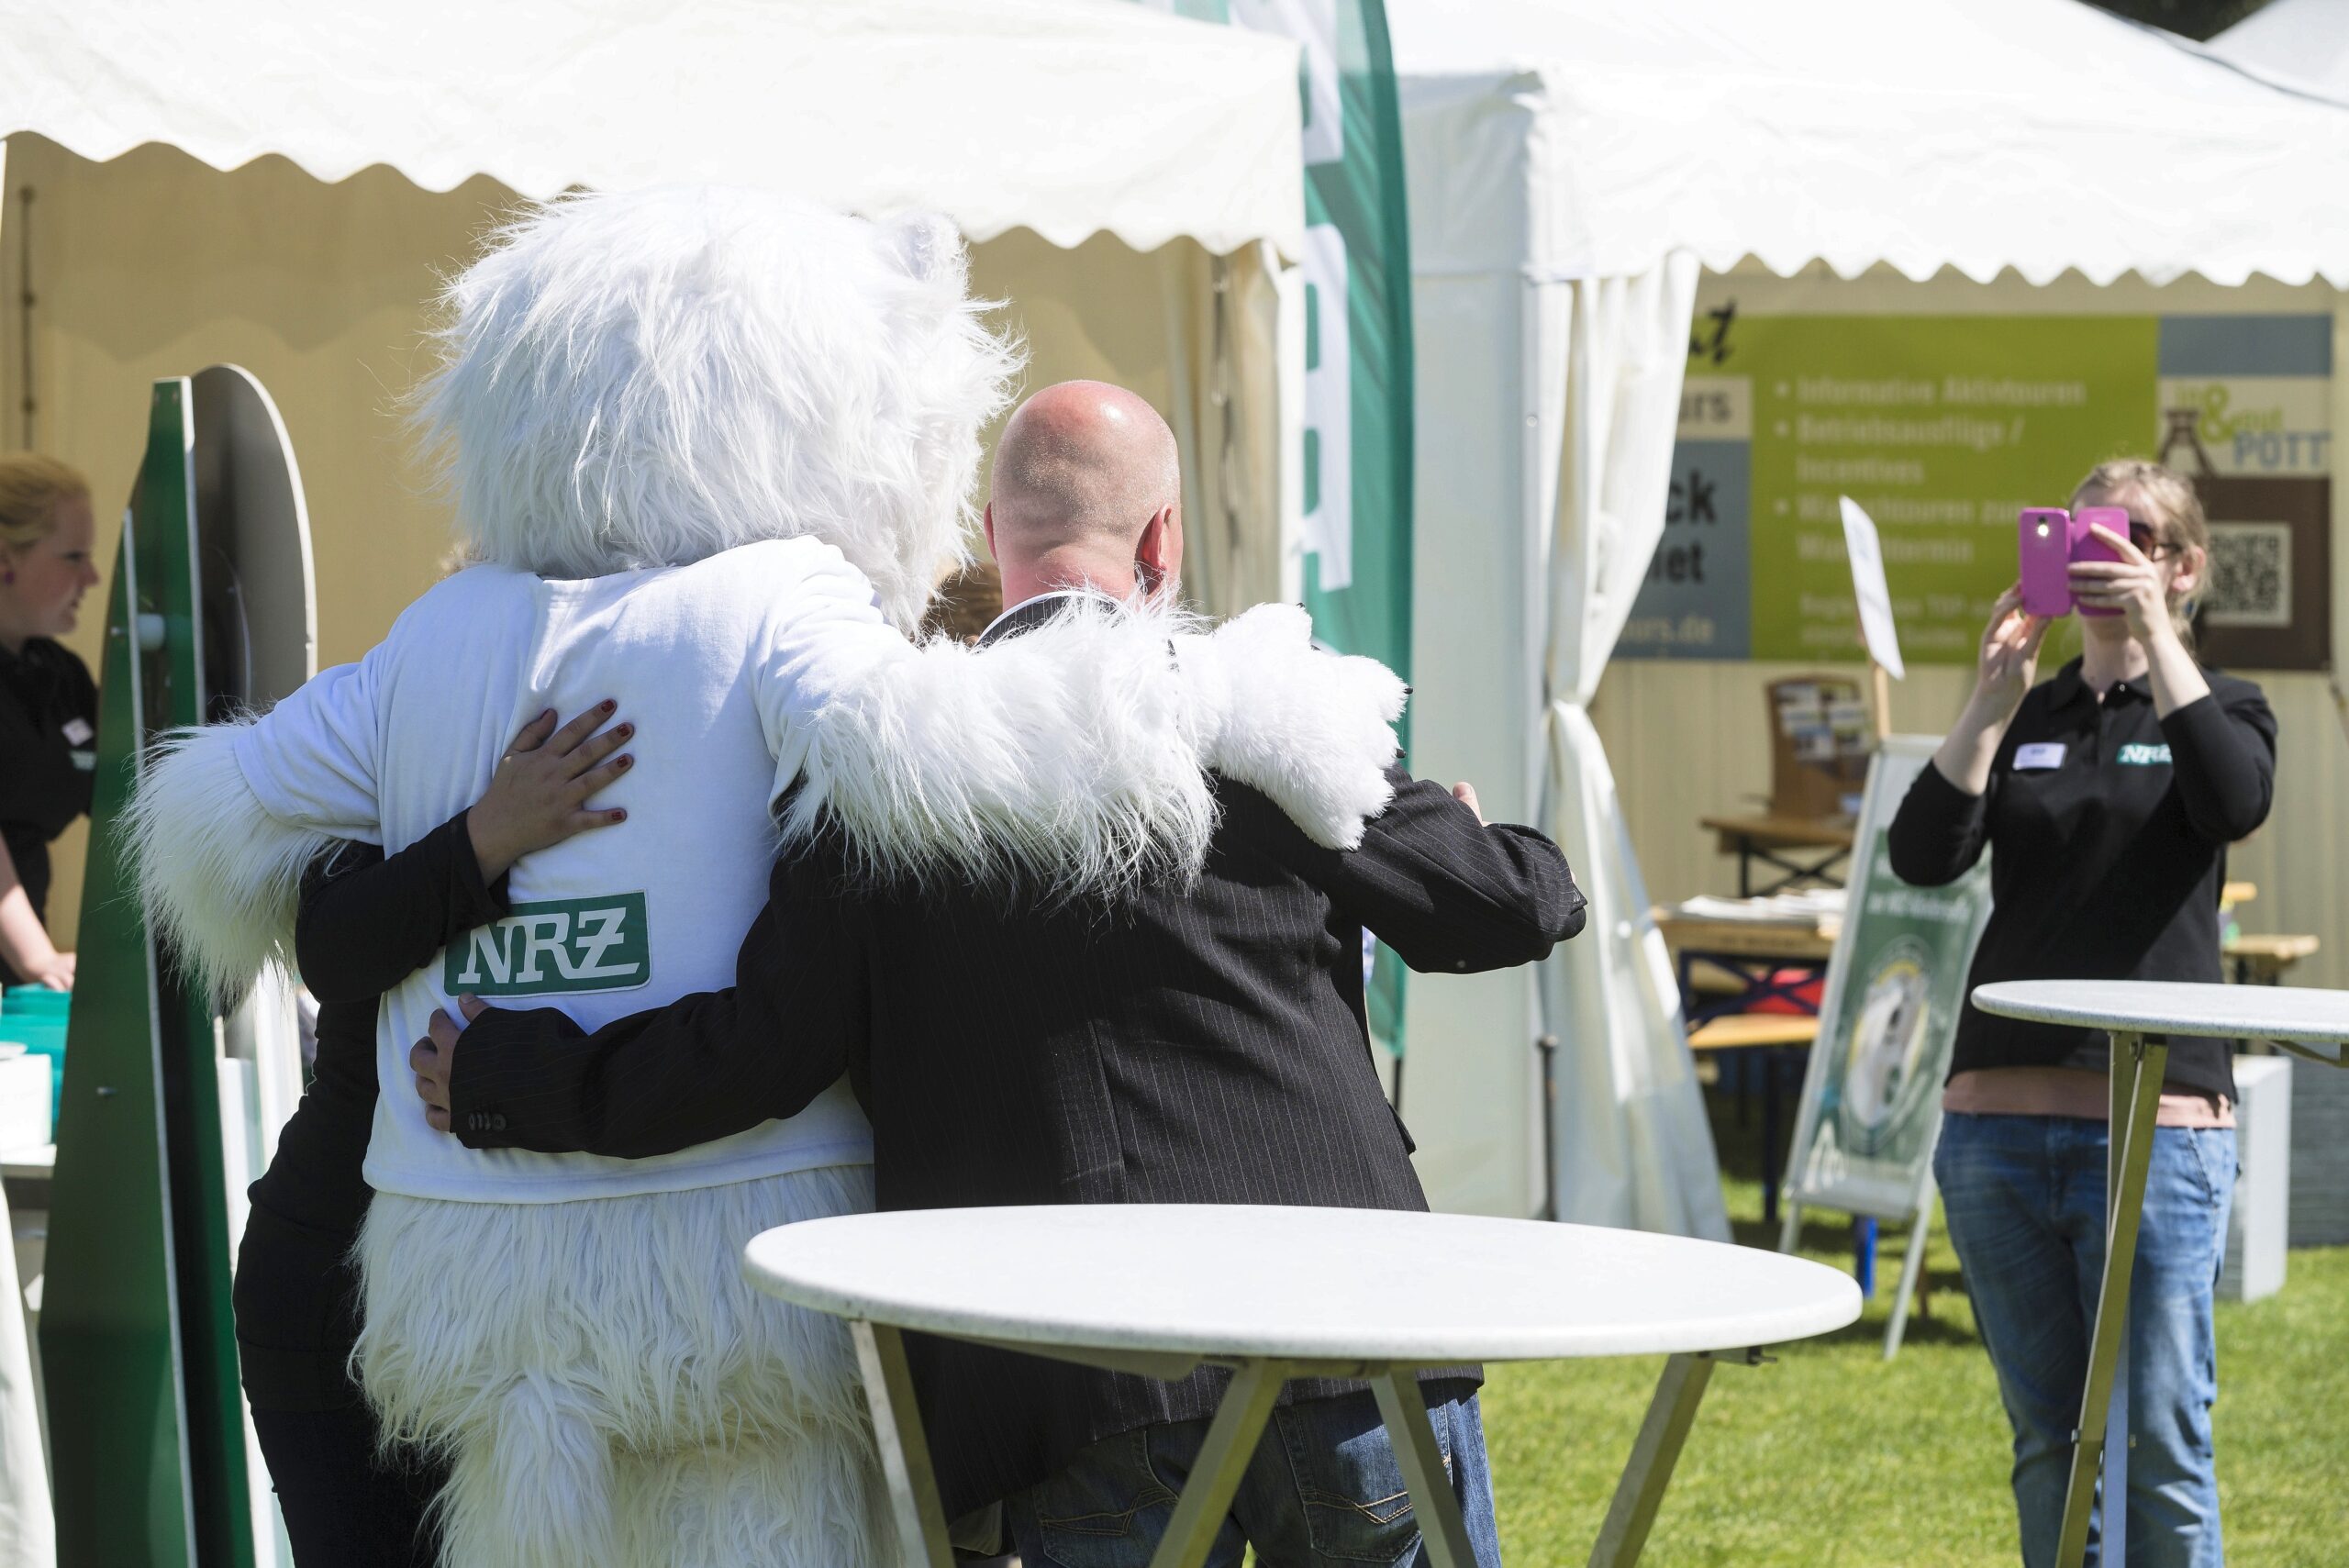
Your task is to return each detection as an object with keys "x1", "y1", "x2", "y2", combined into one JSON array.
[
  {"x1": 1386, "y1": 0, "x2": 2349, "y2": 1233},
  {"x1": 0, "y1": 0, "x2": 1306, "y2": 941}
]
